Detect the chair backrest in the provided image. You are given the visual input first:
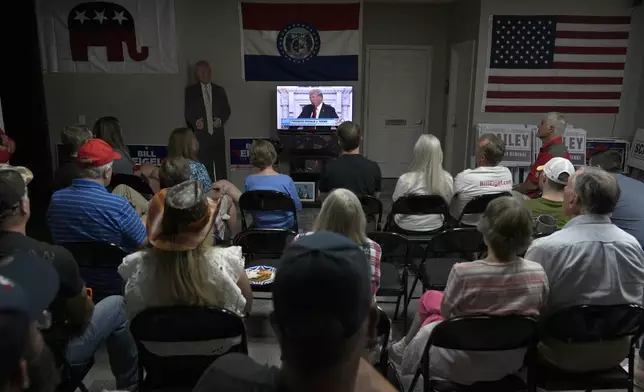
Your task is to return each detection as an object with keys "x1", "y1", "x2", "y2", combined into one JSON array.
[
  {"x1": 426, "y1": 227, "x2": 486, "y2": 255},
  {"x1": 385, "y1": 195, "x2": 449, "y2": 231},
  {"x1": 361, "y1": 195, "x2": 384, "y2": 231},
  {"x1": 367, "y1": 232, "x2": 409, "y2": 268},
  {"x1": 233, "y1": 229, "x2": 297, "y2": 262},
  {"x1": 110, "y1": 173, "x2": 154, "y2": 197},
  {"x1": 429, "y1": 315, "x2": 538, "y2": 351},
  {"x1": 130, "y1": 306, "x2": 248, "y2": 388},
  {"x1": 541, "y1": 304, "x2": 644, "y2": 343},
  {"x1": 456, "y1": 192, "x2": 512, "y2": 224},
  {"x1": 239, "y1": 190, "x2": 298, "y2": 231},
  {"x1": 63, "y1": 242, "x2": 128, "y2": 302}
]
